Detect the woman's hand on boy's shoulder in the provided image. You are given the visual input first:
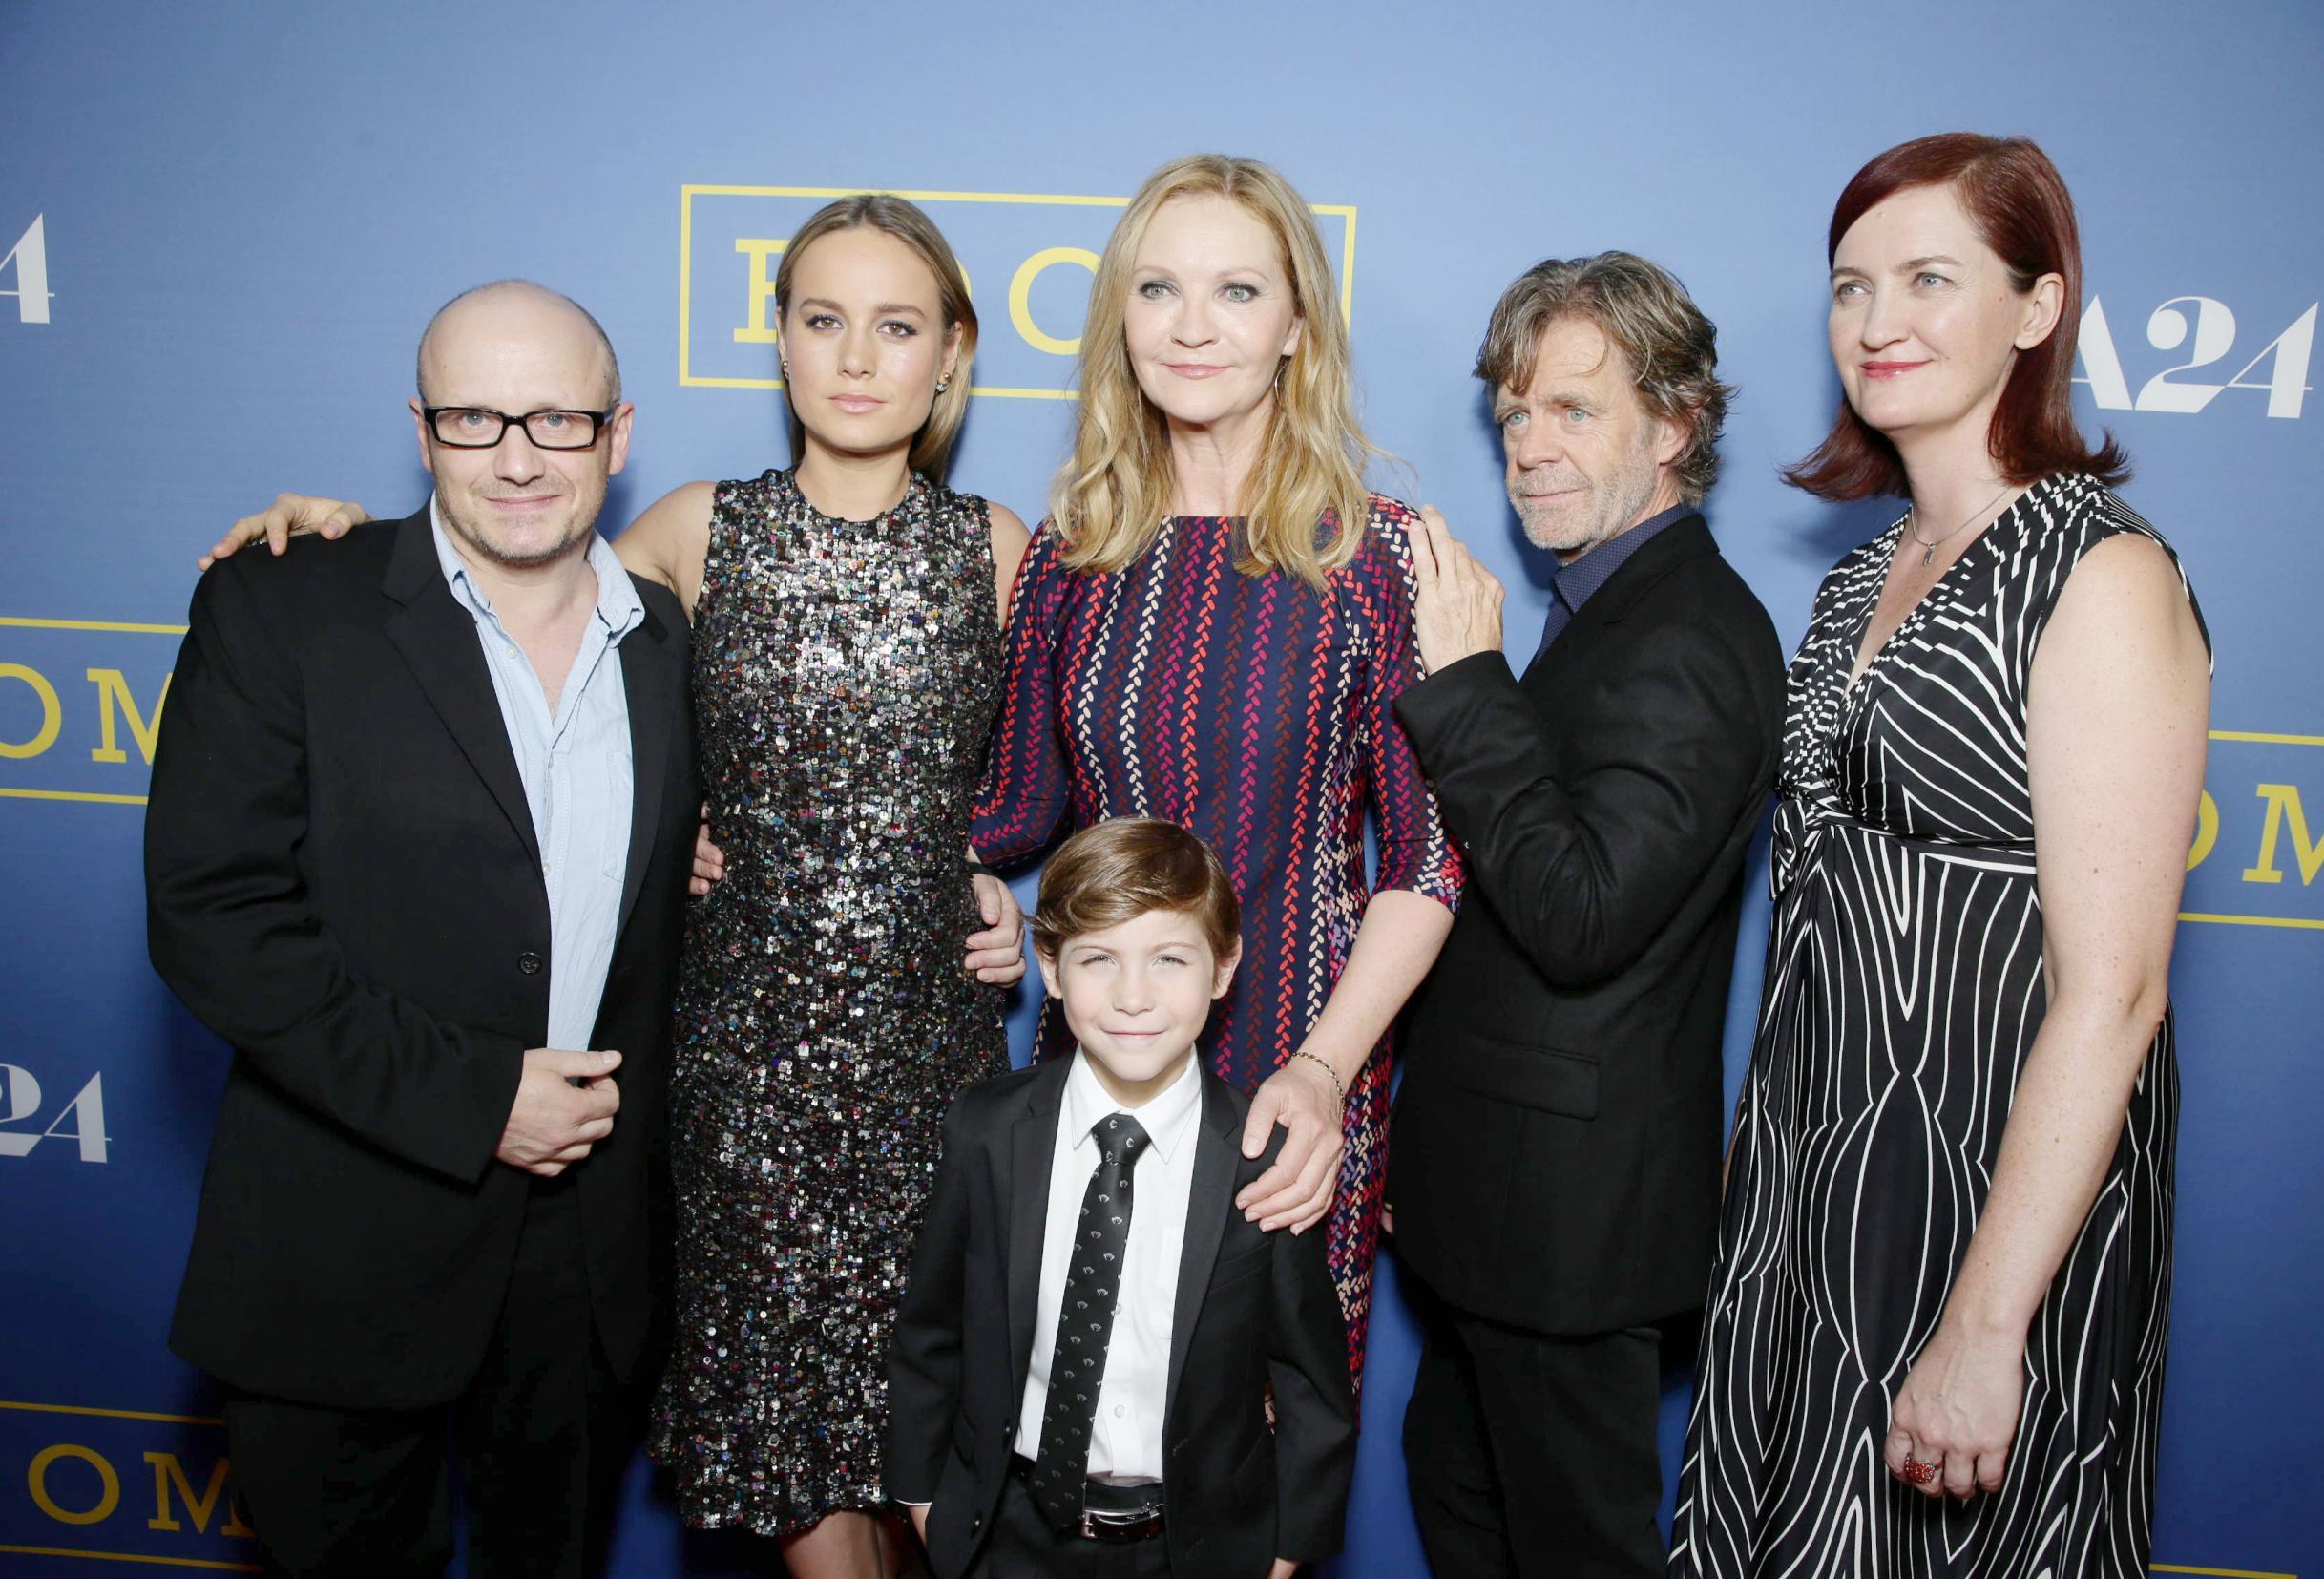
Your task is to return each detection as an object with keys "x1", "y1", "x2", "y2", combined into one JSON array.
[{"x1": 1236, "y1": 1054, "x2": 1344, "y2": 1233}]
